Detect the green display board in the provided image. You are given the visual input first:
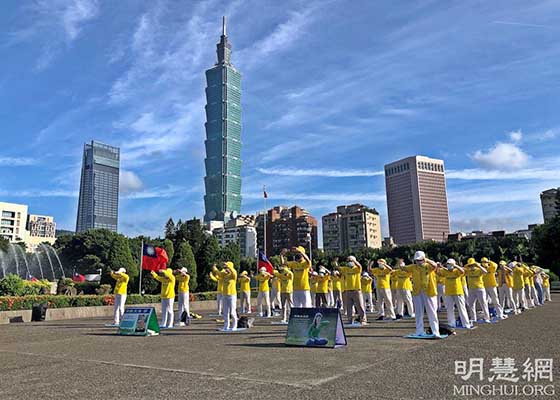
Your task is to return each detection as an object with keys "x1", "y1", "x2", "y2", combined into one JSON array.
[
  {"x1": 118, "y1": 307, "x2": 160, "y2": 336},
  {"x1": 285, "y1": 308, "x2": 347, "y2": 348}
]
